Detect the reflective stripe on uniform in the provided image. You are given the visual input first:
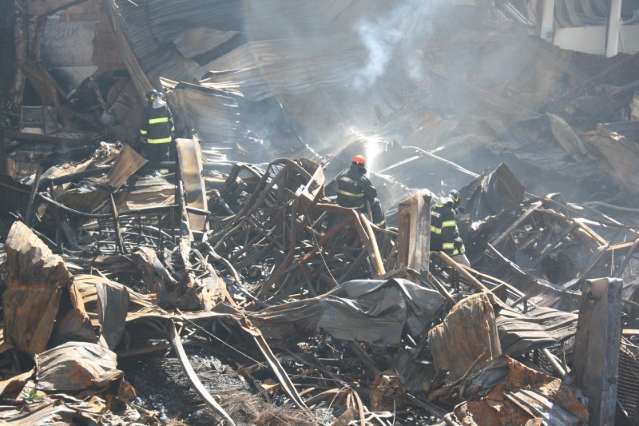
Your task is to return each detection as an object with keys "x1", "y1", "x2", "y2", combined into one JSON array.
[
  {"x1": 139, "y1": 129, "x2": 148, "y2": 135},
  {"x1": 431, "y1": 225, "x2": 442, "y2": 235},
  {"x1": 442, "y1": 220, "x2": 457, "y2": 228},
  {"x1": 149, "y1": 117, "x2": 170, "y2": 125},
  {"x1": 434, "y1": 249, "x2": 460, "y2": 256},
  {"x1": 337, "y1": 189, "x2": 364, "y2": 198},
  {"x1": 442, "y1": 242, "x2": 455, "y2": 250},
  {"x1": 147, "y1": 136, "x2": 172, "y2": 144}
]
